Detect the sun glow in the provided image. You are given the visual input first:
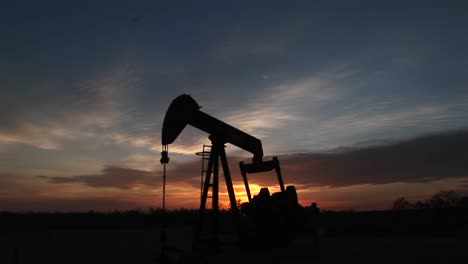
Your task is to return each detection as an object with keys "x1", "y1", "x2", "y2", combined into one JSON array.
[{"x1": 214, "y1": 183, "x2": 285, "y2": 209}]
